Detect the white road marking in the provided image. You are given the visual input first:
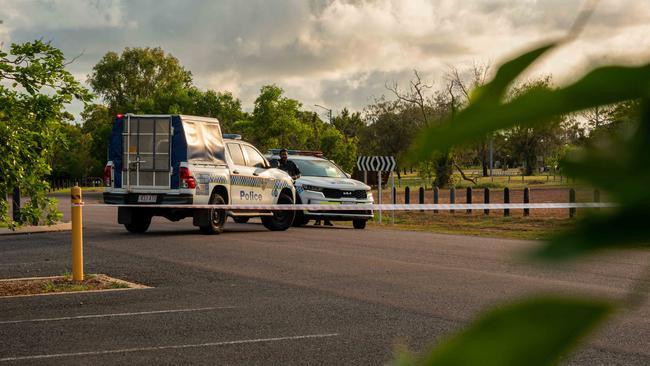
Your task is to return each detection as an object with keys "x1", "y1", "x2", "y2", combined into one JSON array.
[
  {"x1": 0, "y1": 306, "x2": 234, "y2": 325},
  {"x1": 0, "y1": 333, "x2": 340, "y2": 362}
]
